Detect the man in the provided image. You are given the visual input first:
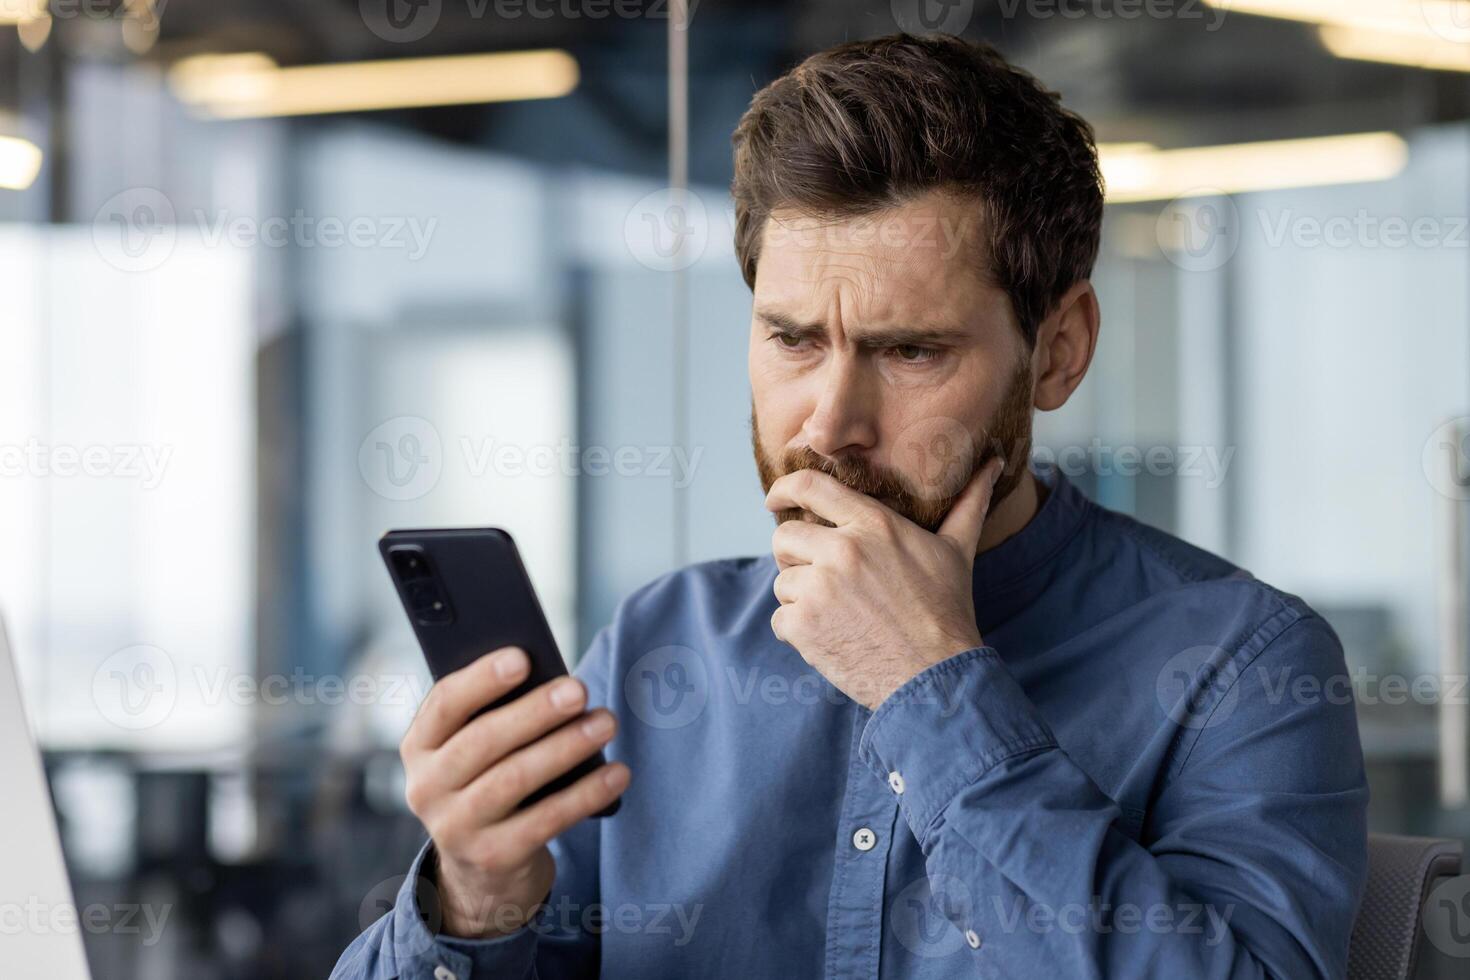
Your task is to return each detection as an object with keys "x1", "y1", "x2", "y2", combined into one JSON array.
[{"x1": 334, "y1": 32, "x2": 1367, "y2": 980}]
